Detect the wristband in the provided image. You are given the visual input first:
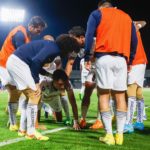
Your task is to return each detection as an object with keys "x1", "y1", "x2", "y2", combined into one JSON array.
[
  {"x1": 137, "y1": 24, "x2": 142, "y2": 28},
  {"x1": 73, "y1": 120, "x2": 78, "y2": 124}
]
